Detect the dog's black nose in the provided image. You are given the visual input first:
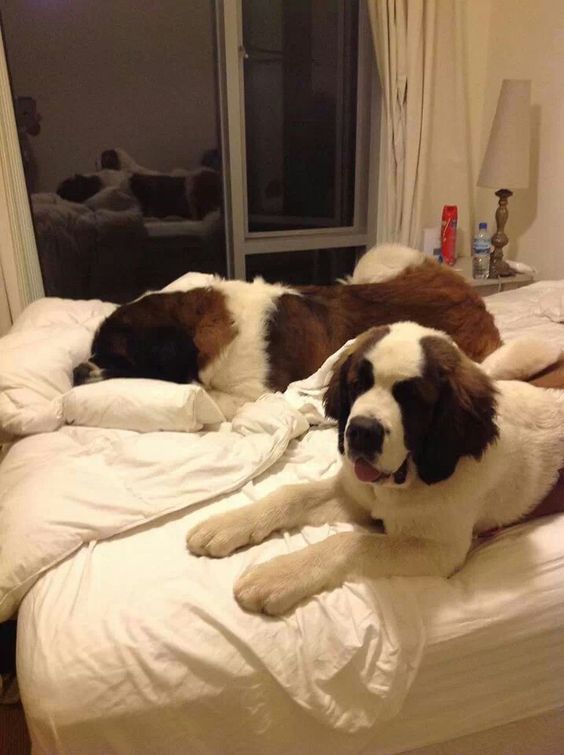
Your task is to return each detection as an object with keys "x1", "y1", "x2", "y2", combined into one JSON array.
[
  {"x1": 73, "y1": 362, "x2": 94, "y2": 386},
  {"x1": 346, "y1": 417, "x2": 385, "y2": 456}
]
